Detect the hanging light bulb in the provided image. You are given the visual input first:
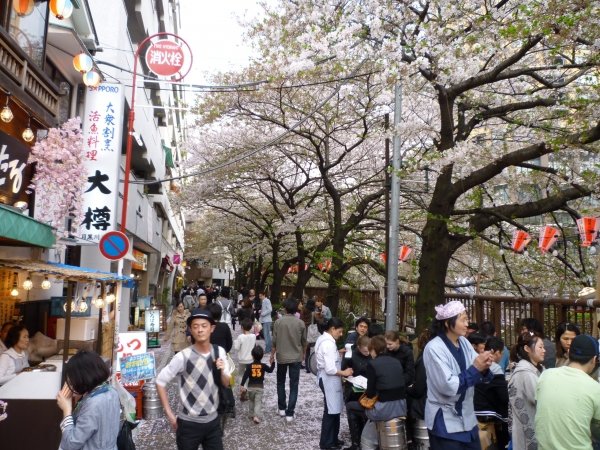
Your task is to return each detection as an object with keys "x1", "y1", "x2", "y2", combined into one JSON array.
[
  {"x1": 78, "y1": 300, "x2": 88, "y2": 313},
  {"x1": 93, "y1": 297, "x2": 105, "y2": 308},
  {"x1": 13, "y1": 0, "x2": 35, "y2": 16},
  {"x1": 73, "y1": 53, "x2": 93, "y2": 73},
  {"x1": 22, "y1": 116, "x2": 34, "y2": 142},
  {"x1": 41, "y1": 276, "x2": 52, "y2": 290},
  {"x1": 1, "y1": 93, "x2": 13, "y2": 123},
  {"x1": 106, "y1": 293, "x2": 116, "y2": 303},
  {"x1": 10, "y1": 272, "x2": 19, "y2": 297},
  {"x1": 22, "y1": 276, "x2": 33, "y2": 291},
  {"x1": 83, "y1": 70, "x2": 101, "y2": 87},
  {"x1": 50, "y1": 0, "x2": 73, "y2": 20}
]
